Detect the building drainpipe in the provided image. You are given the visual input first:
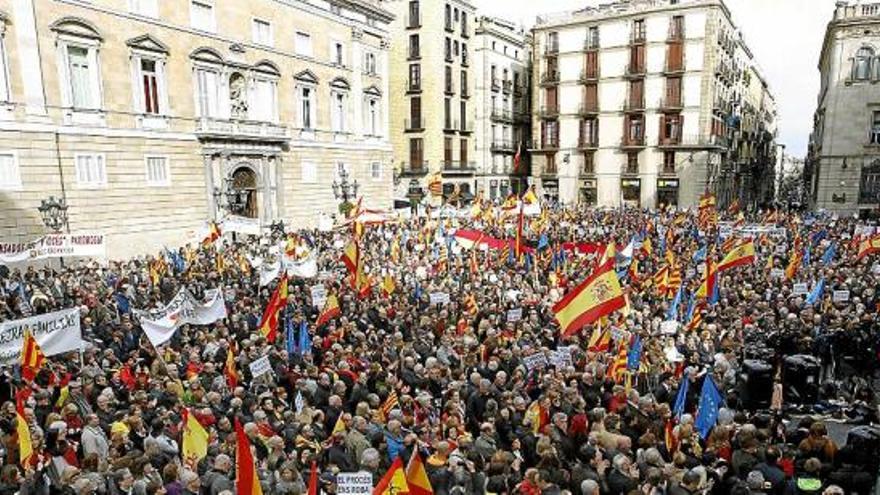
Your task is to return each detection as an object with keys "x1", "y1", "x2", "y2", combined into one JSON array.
[{"x1": 54, "y1": 131, "x2": 70, "y2": 233}]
